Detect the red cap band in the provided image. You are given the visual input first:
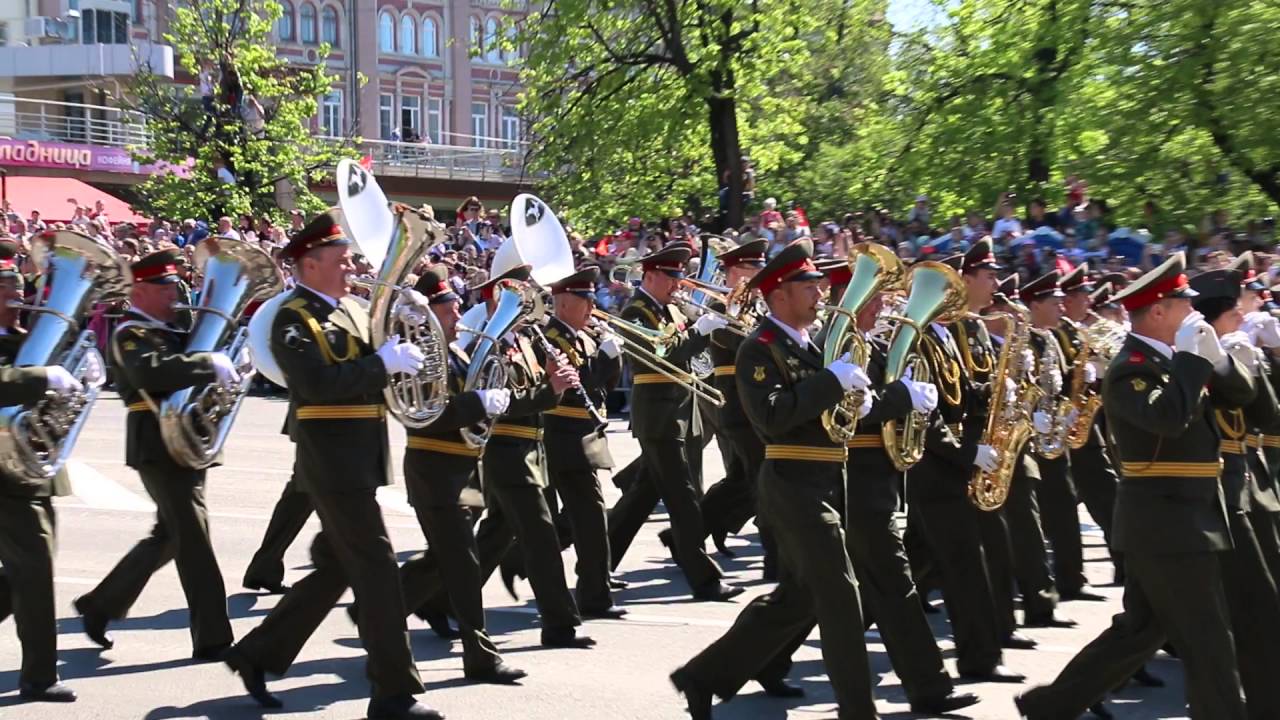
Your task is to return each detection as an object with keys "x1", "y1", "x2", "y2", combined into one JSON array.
[
  {"x1": 1120, "y1": 273, "x2": 1188, "y2": 311},
  {"x1": 827, "y1": 266, "x2": 852, "y2": 287},
  {"x1": 133, "y1": 263, "x2": 177, "y2": 282},
  {"x1": 759, "y1": 258, "x2": 817, "y2": 296}
]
